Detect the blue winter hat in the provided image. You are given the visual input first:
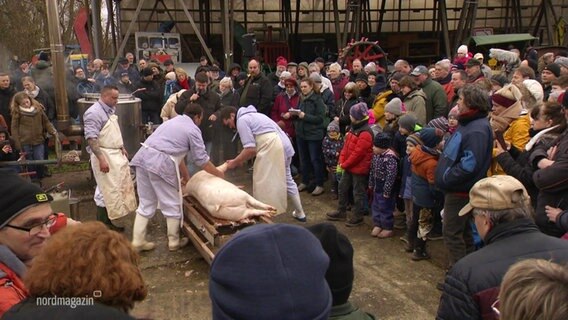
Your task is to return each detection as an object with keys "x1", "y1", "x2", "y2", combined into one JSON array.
[
  {"x1": 209, "y1": 223, "x2": 332, "y2": 320},
  {"x1": 419, "y1": 127, "x2": 443, "y2": 148}
]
